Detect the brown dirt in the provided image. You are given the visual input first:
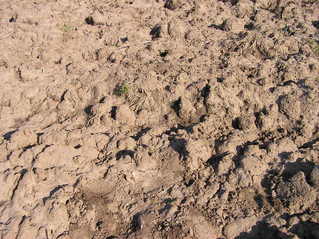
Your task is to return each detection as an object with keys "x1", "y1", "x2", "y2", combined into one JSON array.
[{"x1": 1, "y1": 0, "x2": 319, "y2": 238}]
